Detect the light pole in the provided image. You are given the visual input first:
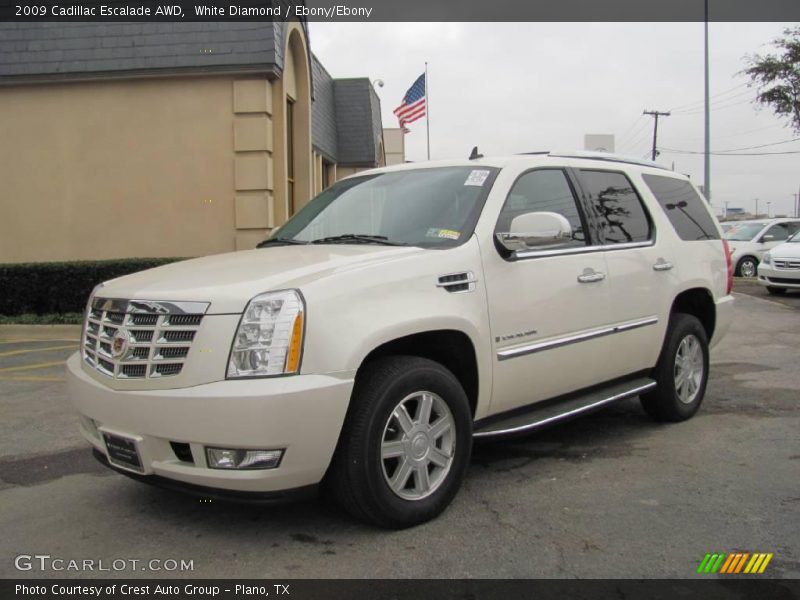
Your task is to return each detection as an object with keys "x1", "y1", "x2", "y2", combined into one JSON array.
[
  {"x1": 754, "y1": 198, "x2": 759, "y2": 217},
  {"x1": 371, "y1": 79, "x2": 386, "y2": 166},
  {"x1": 703, "y1": 0, "x2": 711, "y2": 202},
  {"x1": 767, "y1": 201, "x2": 771, "y2": 218}
]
